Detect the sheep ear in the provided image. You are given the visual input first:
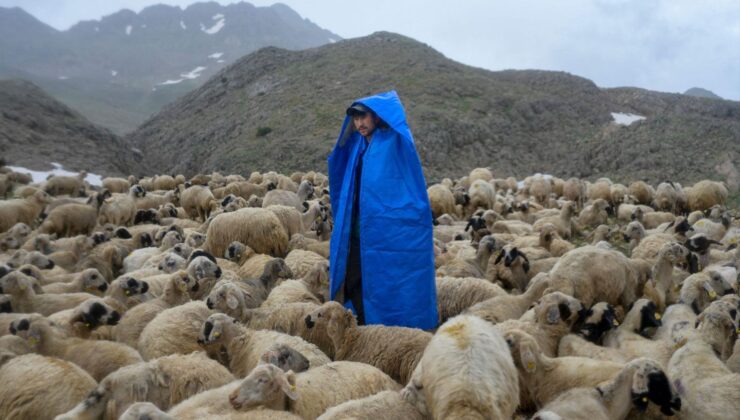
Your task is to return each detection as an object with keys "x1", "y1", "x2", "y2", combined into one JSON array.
[
  {"x1": 494, "y1": 250, "x2": 504, "y2": 265},
  {"x1": 279, "y1": 371, "x2": 298, "y2": 400},
  {"x1": 546, "y1": 306, "x2": 560, "y2": 324},
  {"x1": 521, "y1": 344, "x2": 537, "y2": 373},
  {"x1": 226, "y1": 294, "x2": 239, "y2": 310}
]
